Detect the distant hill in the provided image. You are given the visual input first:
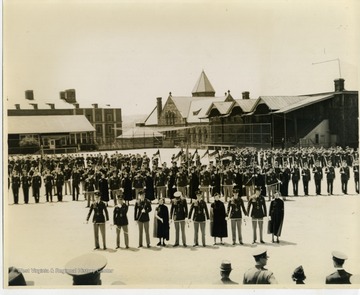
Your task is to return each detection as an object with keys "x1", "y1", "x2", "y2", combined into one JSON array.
[{"x1": 122, "y1": 114, "x2": 148, "y2": 130}]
